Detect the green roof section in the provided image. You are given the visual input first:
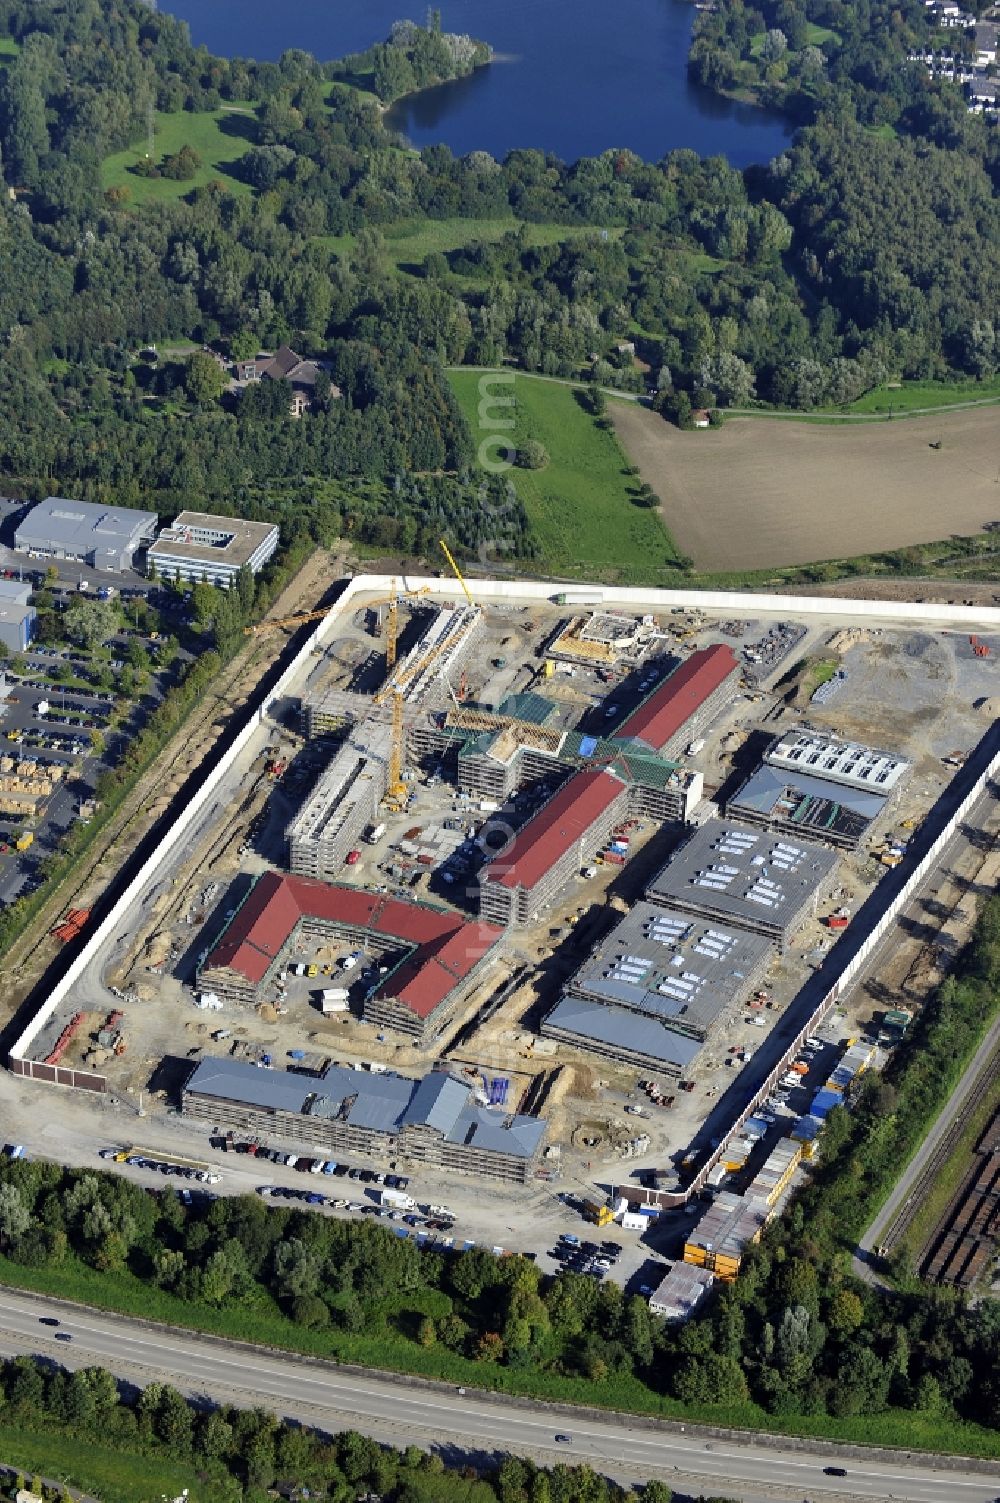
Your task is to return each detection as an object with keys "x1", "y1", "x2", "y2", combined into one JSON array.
[{"x1": 497, "y1": 691, "x2": 559, "y2": 726}]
